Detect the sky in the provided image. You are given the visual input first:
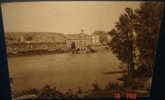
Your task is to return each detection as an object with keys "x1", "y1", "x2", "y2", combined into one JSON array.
[{"x1": 1, "y1": 1, "x2": 140, "y2": 34}]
